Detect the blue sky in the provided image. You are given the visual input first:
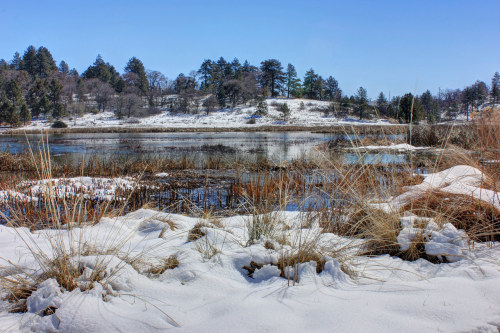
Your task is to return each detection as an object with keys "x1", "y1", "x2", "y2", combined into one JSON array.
[{"x1": 1, "y1": 0, "x2": 499, "y2": 98}]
